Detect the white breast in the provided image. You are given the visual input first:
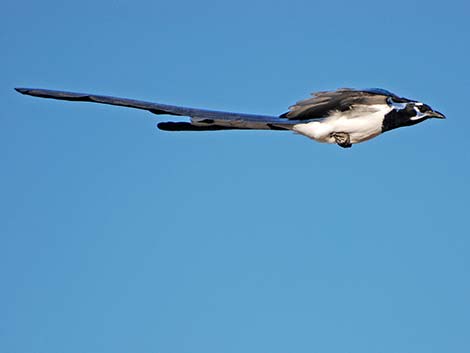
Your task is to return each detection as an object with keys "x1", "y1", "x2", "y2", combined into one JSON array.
[{"x1": 291, "y1": 104, "x2": 393, "y2": 144}]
